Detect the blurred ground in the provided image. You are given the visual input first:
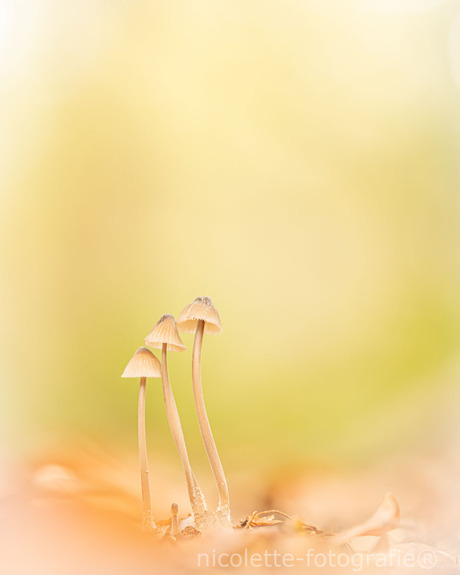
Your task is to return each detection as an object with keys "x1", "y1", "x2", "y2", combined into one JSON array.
[{"x1": 1, "y1": 439, "x2": 460, "y2": 574}]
